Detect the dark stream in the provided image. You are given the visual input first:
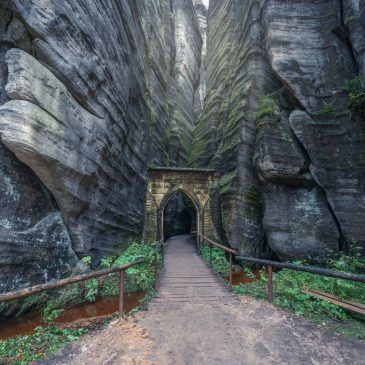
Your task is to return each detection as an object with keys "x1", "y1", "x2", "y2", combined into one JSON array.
[
  {"x1": 0, "y1": 270, "x2": 259, "y2": 341},
  {"x1": 226, "y1": 269, "x2": 261, "y2": 286},
  {"x1": 0, "y1": 291, "x2": 146, "y2": 341}
]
